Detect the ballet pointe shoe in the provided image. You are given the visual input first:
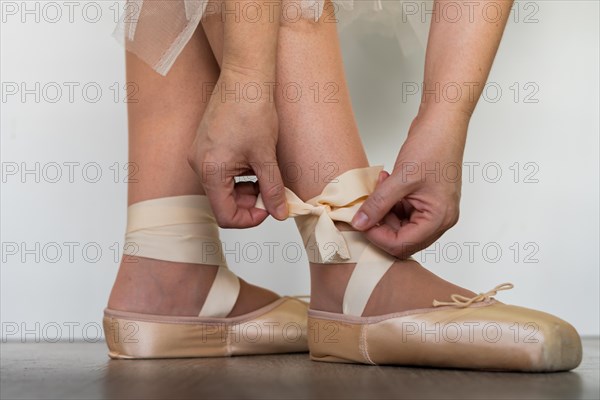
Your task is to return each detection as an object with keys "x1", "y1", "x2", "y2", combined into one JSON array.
[
  {"x1": 103, "y1": 195, "x2": 308, "y2": 359},
  {"x1": 258, "y1": 166, "x2": 582, "y2": 372},
  {"x1": 308, "y1": 284, "x2": 582, "y2": 371},
  {"x1": 103, "y1": 293, "x2": 308, "y2": 359}
]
